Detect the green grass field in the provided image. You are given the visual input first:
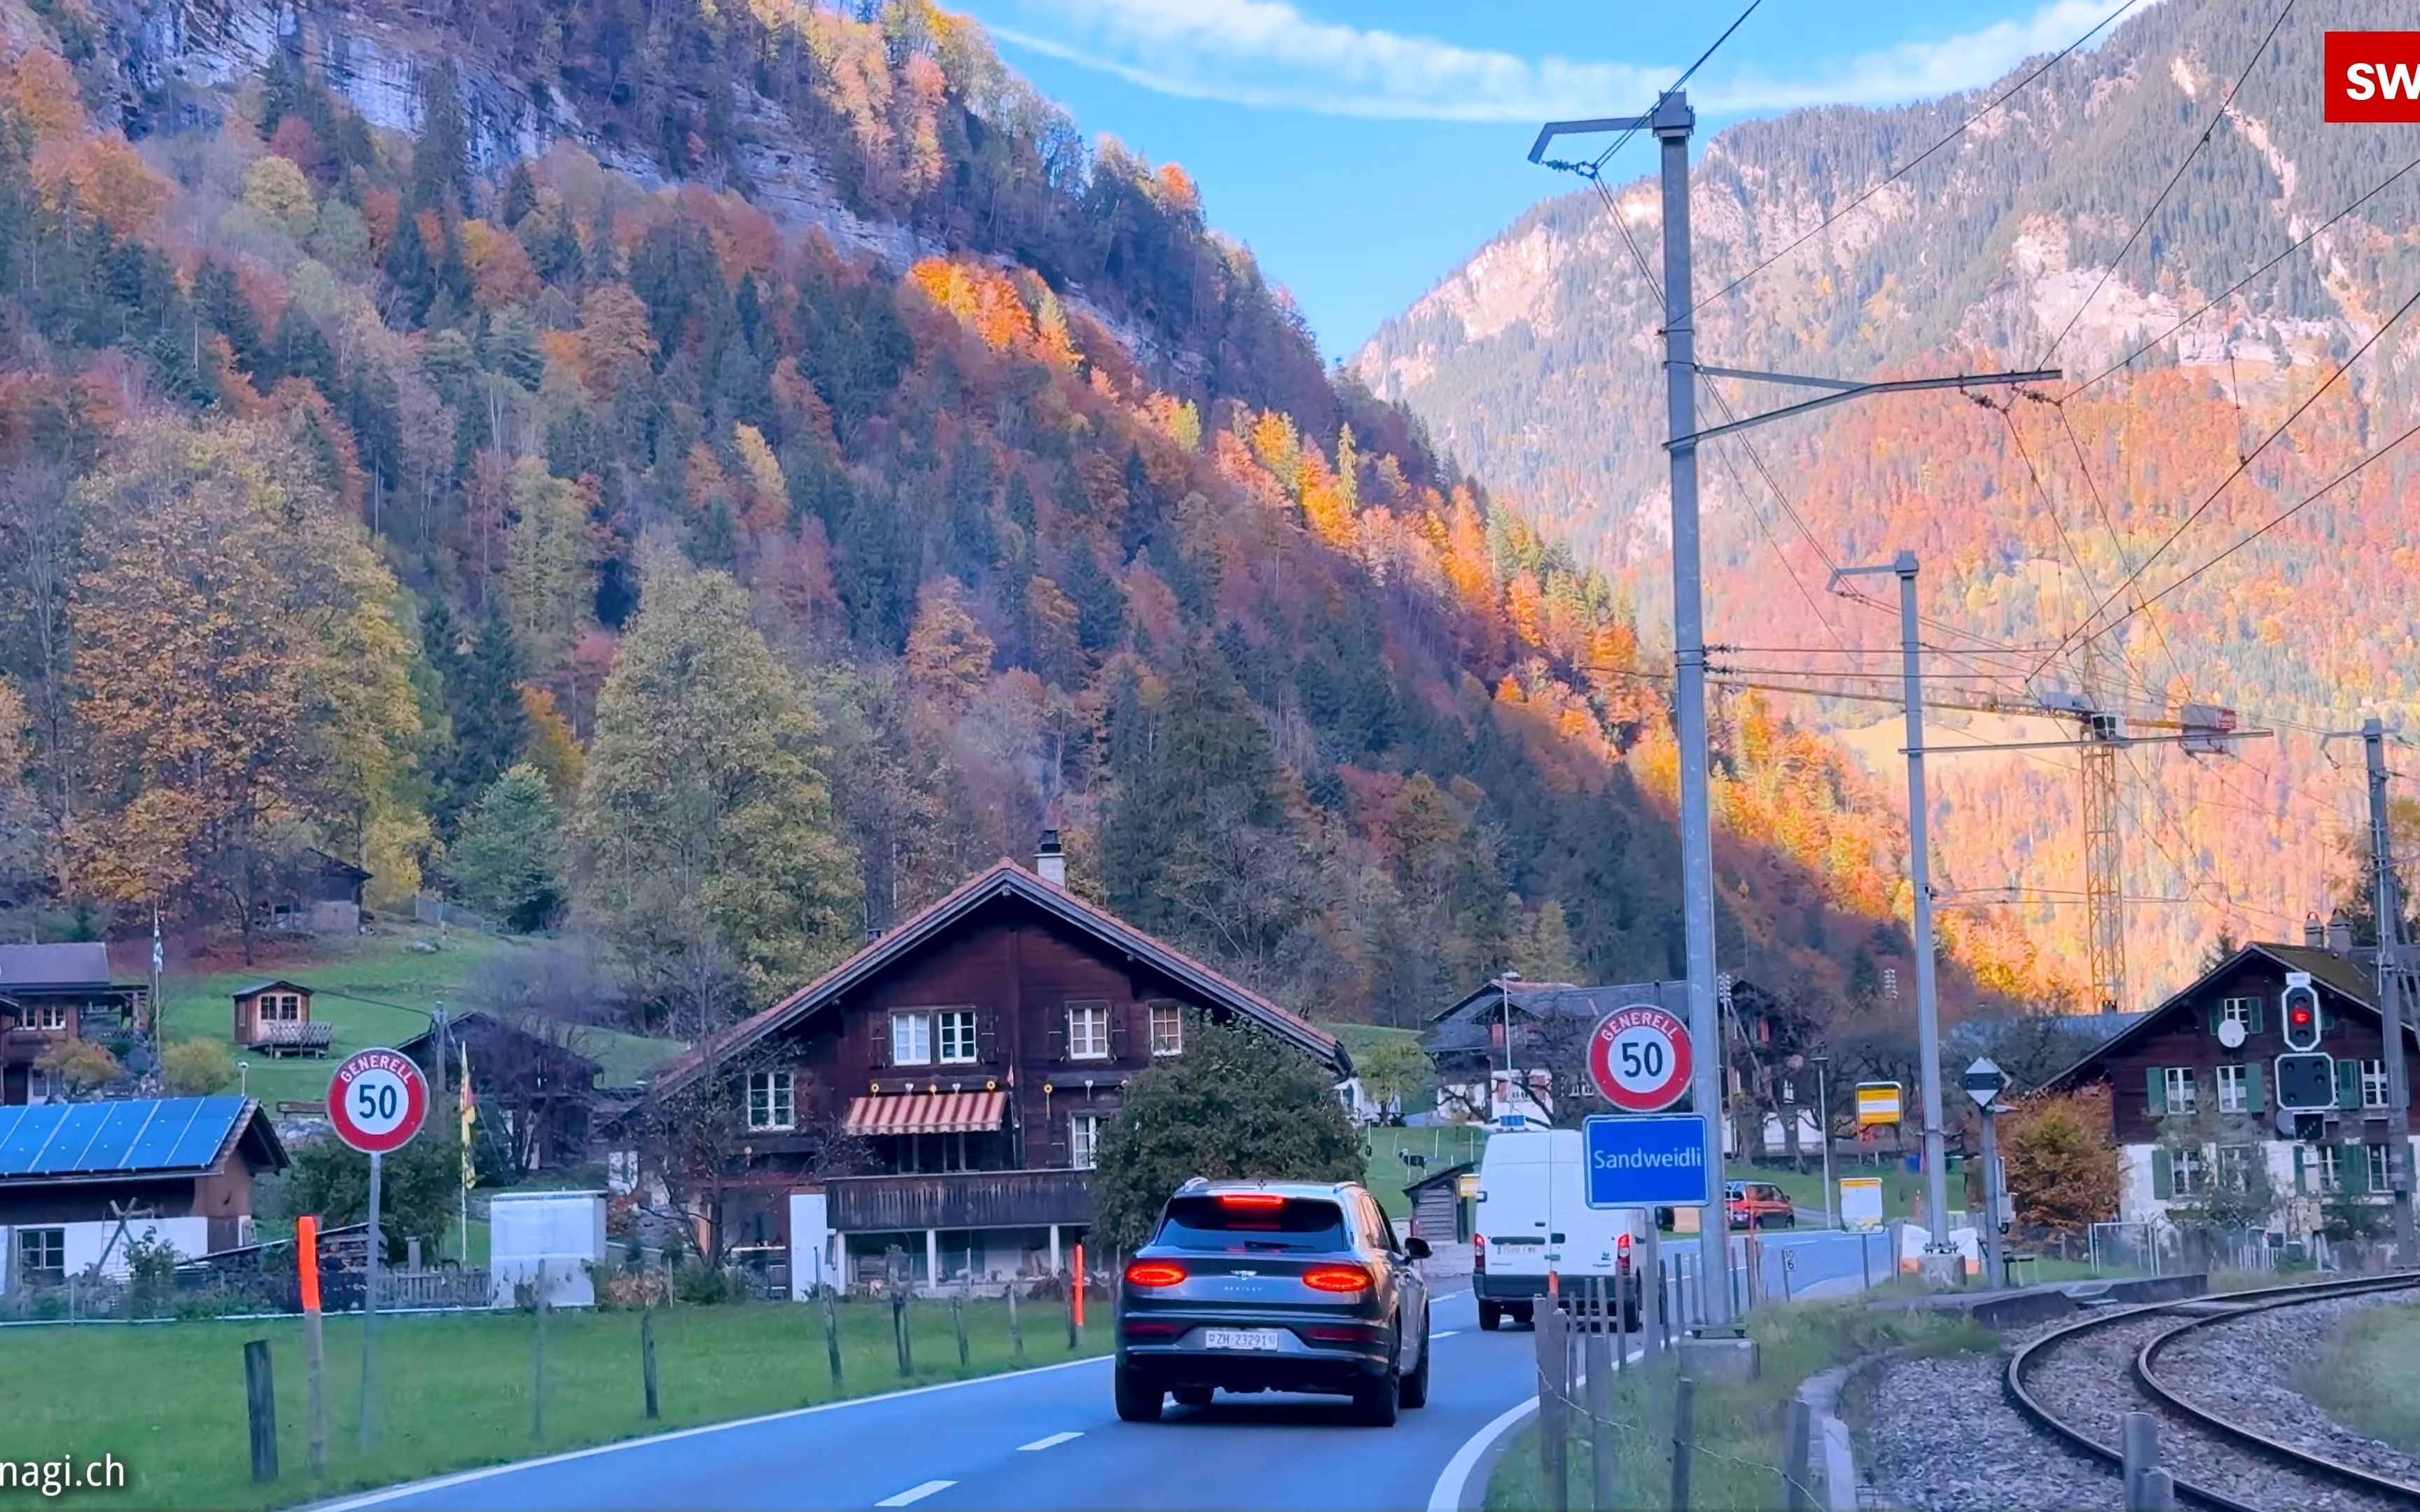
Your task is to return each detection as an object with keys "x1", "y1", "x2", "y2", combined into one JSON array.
[
  {"x1": 1, "y1": 1298, "x2": 1106, "y2": 1510},
  {"x1": 1363, "y1": 1125, "x2": 1487, "y2": 1217},
  {"x1": 1483, "y1": 1299, "x2": 1991, "y2": 1511},
  {"x1": 152, "y1": 932, "x2": 685, "y2": 1108},
  {"x1": 1726, "y1": 1159, "x2": 1926, "y2": 1225},
  {"x1": 2302, "y1": 1300, "x2": 2420, "y2": 1452}
]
